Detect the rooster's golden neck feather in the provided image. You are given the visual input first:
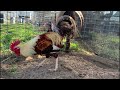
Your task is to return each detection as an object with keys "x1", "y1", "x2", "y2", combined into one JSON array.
[{"x1": 45, "y1": 32, "x2": 63, "y2": 45}]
